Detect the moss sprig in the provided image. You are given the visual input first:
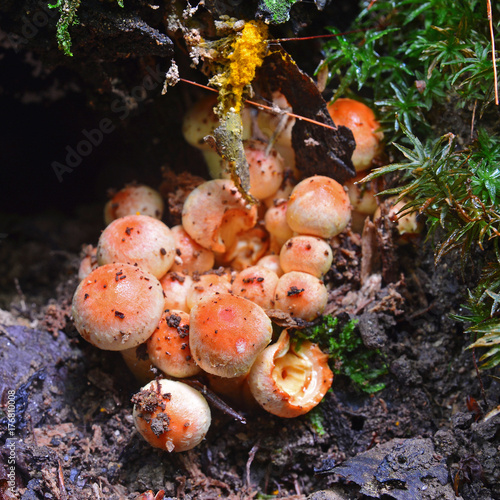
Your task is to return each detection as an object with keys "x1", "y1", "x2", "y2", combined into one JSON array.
[
  {"x1": 48, "y1": 0, "x2": 124, "y2": 56},
  {"x1": 297, "y1": 315, "x2": 387, "y2": 394}
]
